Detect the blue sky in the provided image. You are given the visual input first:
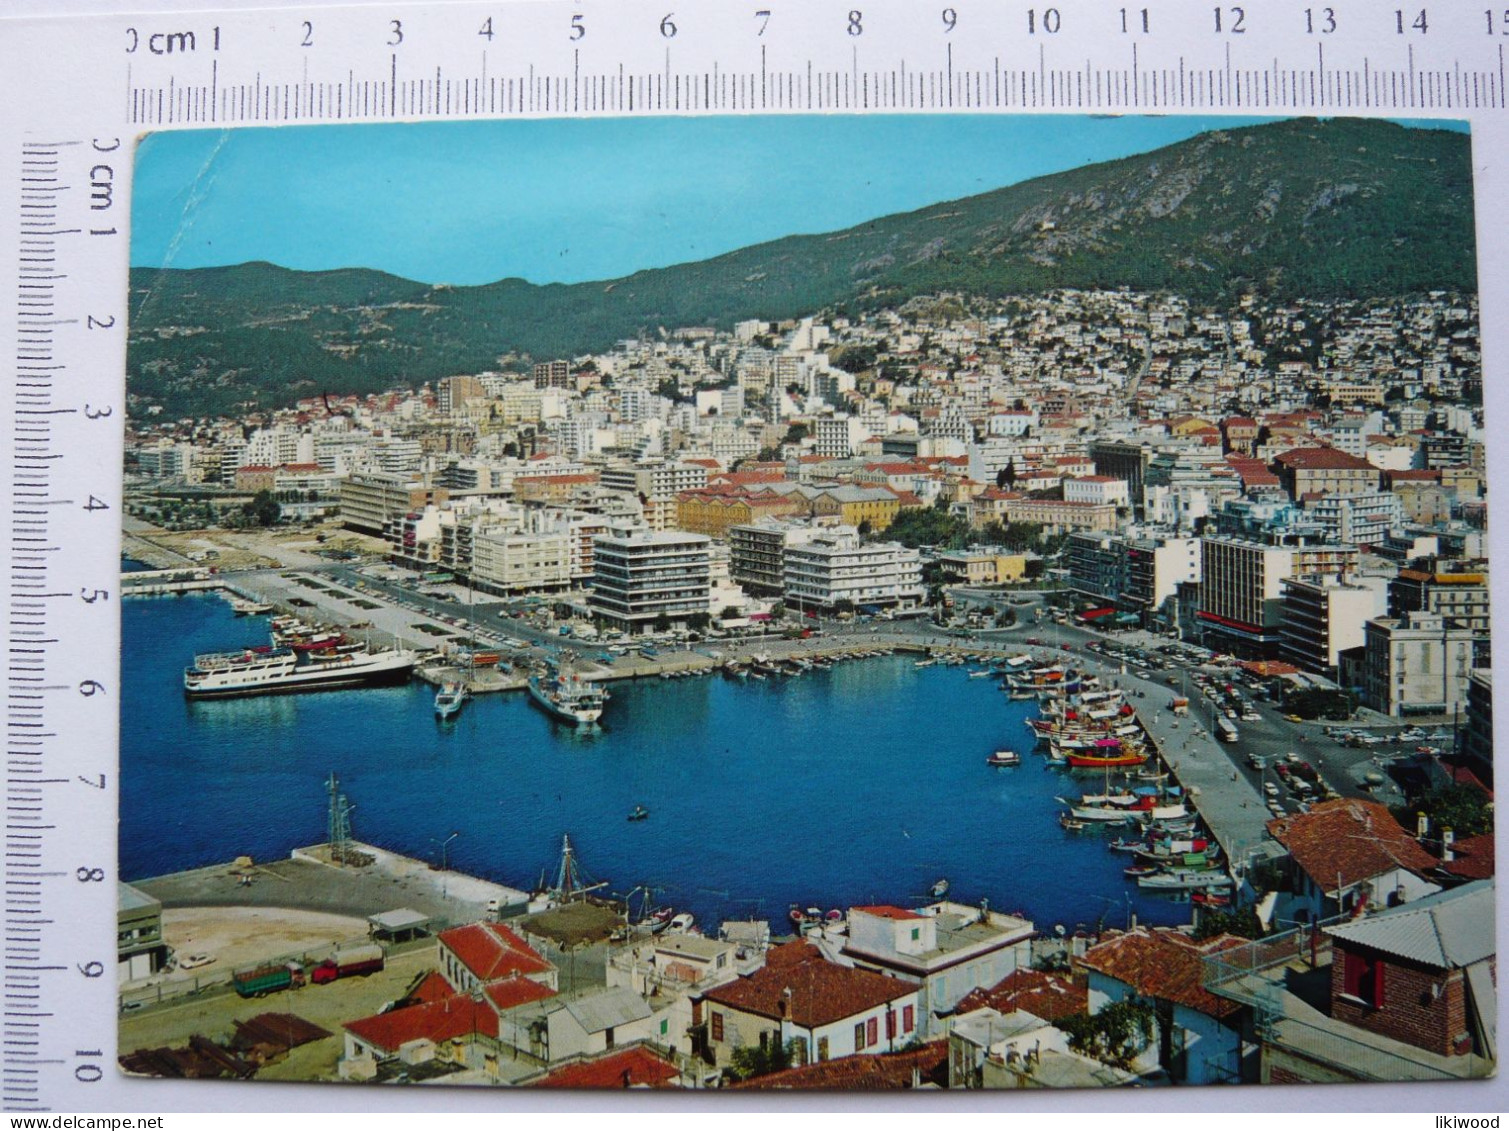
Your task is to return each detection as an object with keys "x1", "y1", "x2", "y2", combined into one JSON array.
[{"x1": 131, "y1": 115, "x2": 1465, "y2": 286}]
